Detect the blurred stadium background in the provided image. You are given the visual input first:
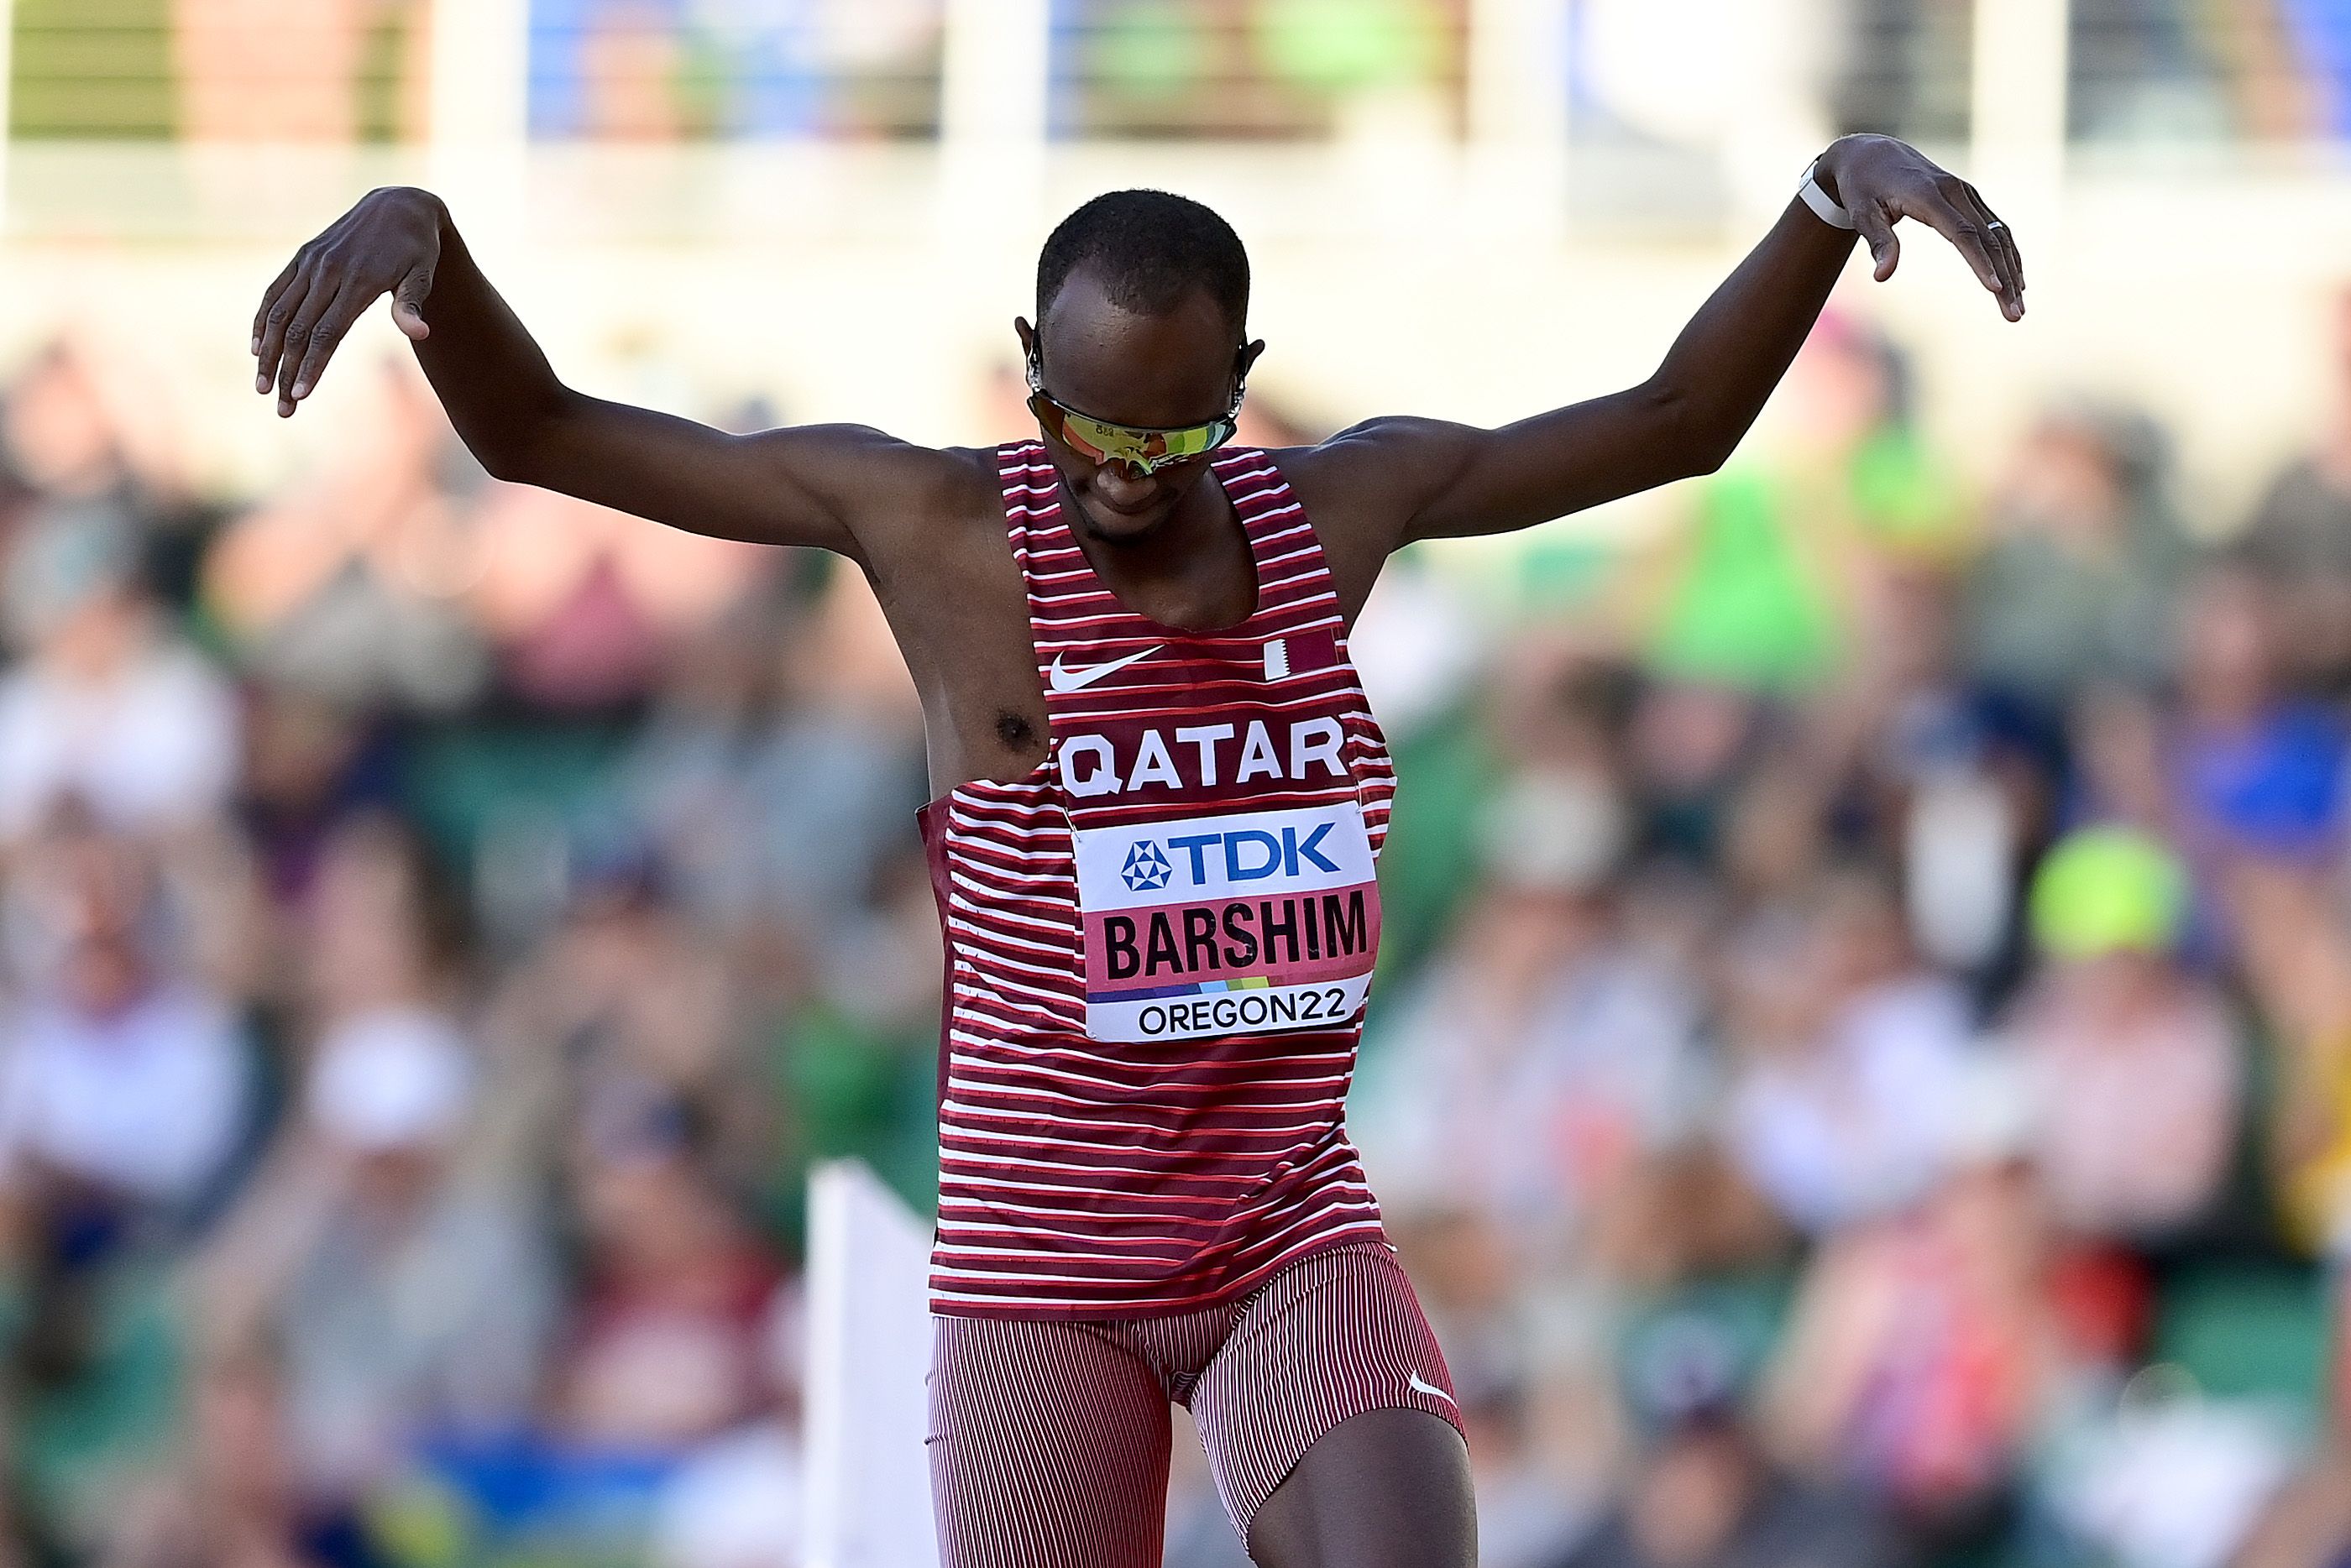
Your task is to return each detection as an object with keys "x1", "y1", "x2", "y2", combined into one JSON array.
[{"x1": 3, "y1": 2, "x2": 2351, "y2": 1565}]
